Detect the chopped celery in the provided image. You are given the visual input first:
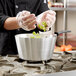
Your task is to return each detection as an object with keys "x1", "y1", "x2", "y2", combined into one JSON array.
[
  {"x1": 30, "y1": 36, "x2": 35, "y2": 38},
  {"x1": 31, "y1": 31, "x2": 40, "y2": 38},
  {"x1": 38, "y1": 21, "x2": 47, "y2": 32},
  {"x1": 33, "y1": 31, "x2": 36, "y2": 35},
  {"x1": 36, "y1": 33, "x2": 39, "y2": 35},
  {"x1": 38, "y1": 24, "x2": 41, "y2": 28},
  {"x1": 36, "y1": 36, "x2": 41, "y2": 38},
  {"x1": 43, "y1": 27, "x2": 46, "y2": 32},
  {"x1": 40, "y1": 26, "x2": 44, "y2": 29},
  {"x1": 31, "y1": 21, "x2": 47, "y2": 38},
  {"x1": 42, "y1": 21, "x2": 47, "y2": 27}
]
